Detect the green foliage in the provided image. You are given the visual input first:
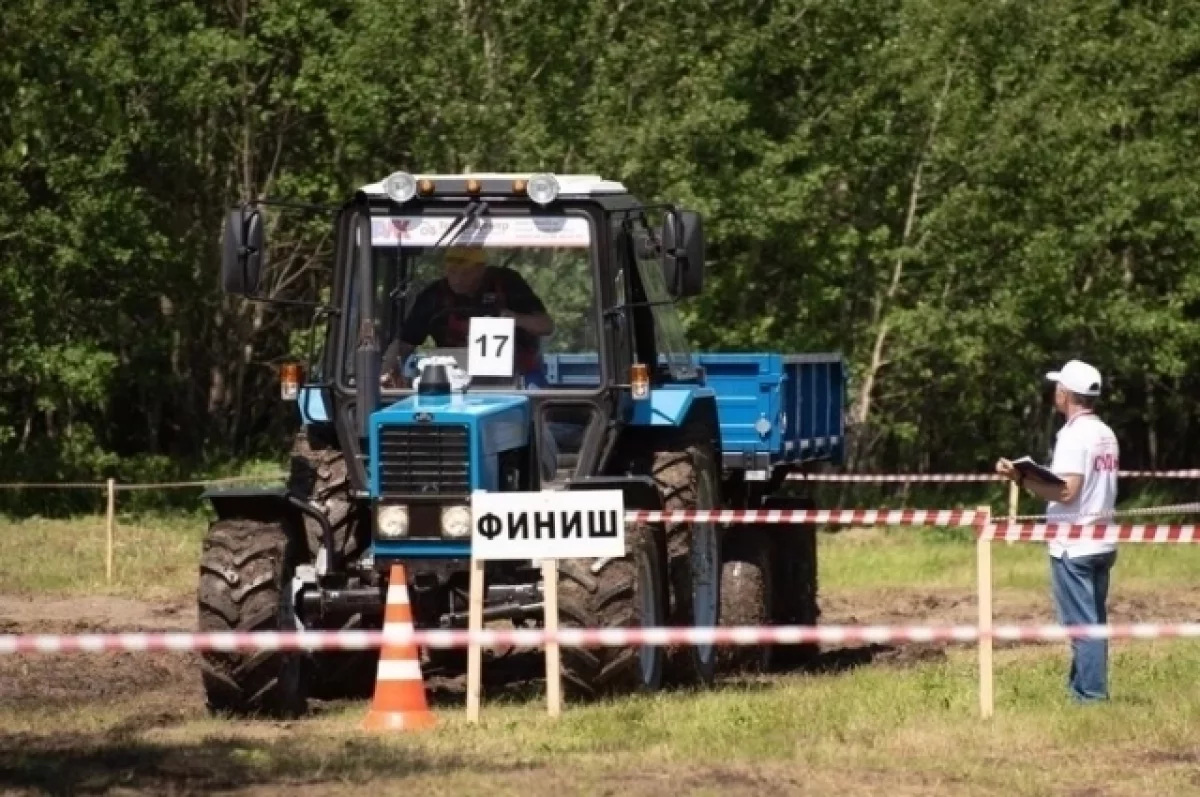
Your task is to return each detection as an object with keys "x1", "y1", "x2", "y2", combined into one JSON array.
[{"x1": 3, "y1": 0, "x2": 1200, "y2": 515}]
